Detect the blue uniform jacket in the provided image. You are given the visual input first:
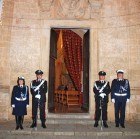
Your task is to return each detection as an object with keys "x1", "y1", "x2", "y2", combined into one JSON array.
[
  {"x1": 111, "y1": 79, "x2": 130, "y2": 101},
  {"x1": 11, "y1": 85, "x2": 29, "y2": 116}
]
